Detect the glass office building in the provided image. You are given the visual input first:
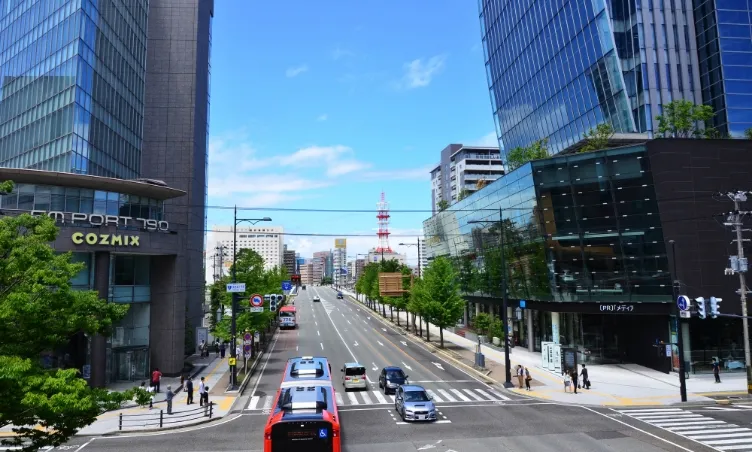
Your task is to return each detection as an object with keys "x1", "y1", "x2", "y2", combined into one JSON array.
[
  {"x1": 694, "y1": 0, "x2": 752, "y2": 136},
  {"x1": 479, "y1": 0, "x2": 703, "y2": 156},
  {"x1": 0, "y1": 0, "x2": 148, "y2": 178}
]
